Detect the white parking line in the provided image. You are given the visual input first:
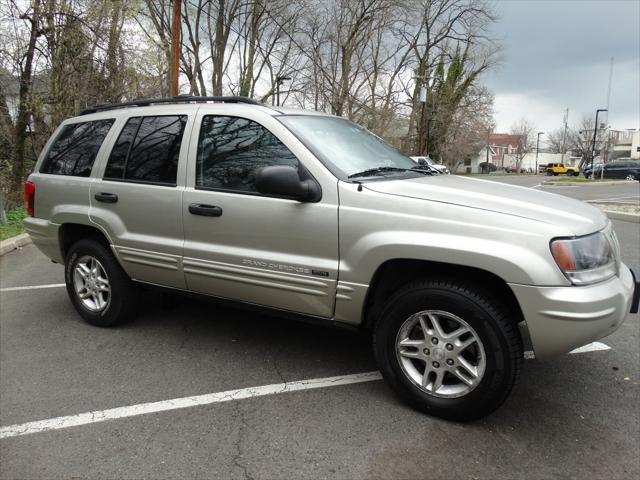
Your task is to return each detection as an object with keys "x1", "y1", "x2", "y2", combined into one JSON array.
[
  {"x1": 568, "y1": 341, "x2": 611, "y2": 354},
  {"x1": 0, "y1": 342, "x2": 611, "y2": 440},
  {"x1": 0, "y1": 283, "x2": 65, "y2": 292},
  {"x1": 0, "y1": 372, "x2": 383, "y2": 440}
]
